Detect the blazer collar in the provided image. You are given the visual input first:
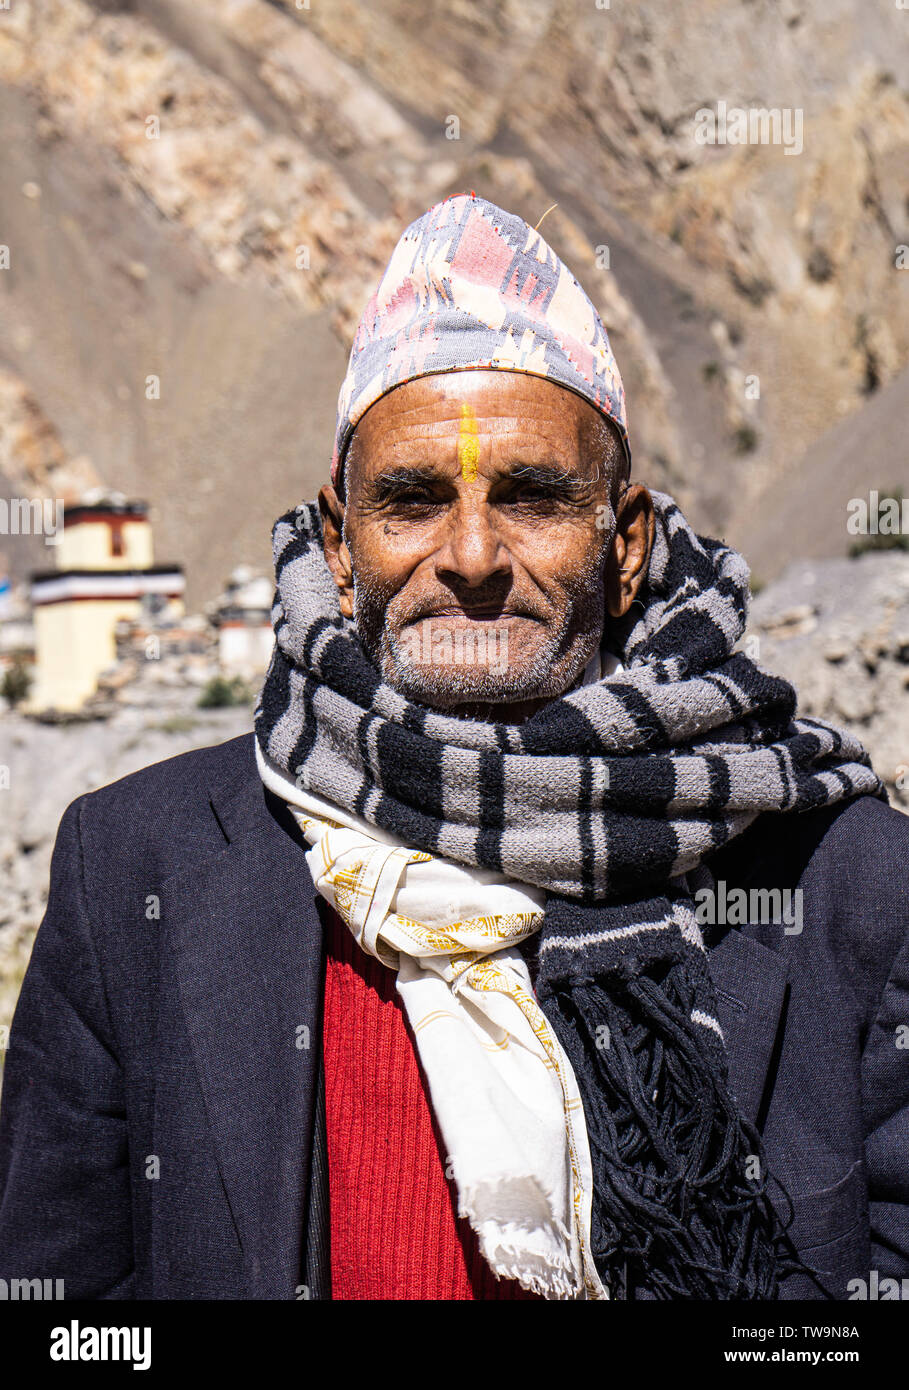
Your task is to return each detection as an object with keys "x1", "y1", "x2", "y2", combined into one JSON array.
[{"x1": 161, "y1": 742, "x2": 325, "y2": 1298}]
